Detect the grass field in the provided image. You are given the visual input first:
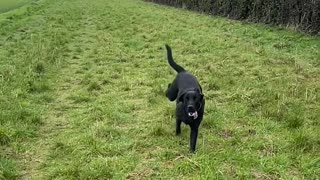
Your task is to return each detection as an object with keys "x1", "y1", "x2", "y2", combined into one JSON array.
[{"x1": 0, "y1": 0, "x2": 319, "y2": 179}]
